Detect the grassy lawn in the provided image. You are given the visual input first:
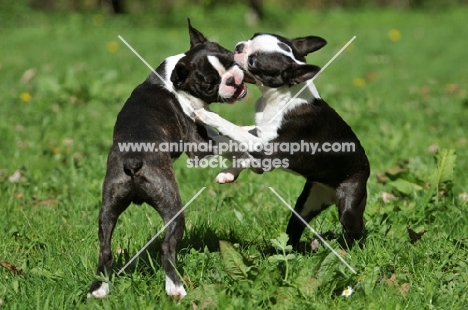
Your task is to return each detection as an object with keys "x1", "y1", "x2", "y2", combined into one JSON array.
[{"x1": 1, "y1": 4, "x2": 468, "y2": 309}]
